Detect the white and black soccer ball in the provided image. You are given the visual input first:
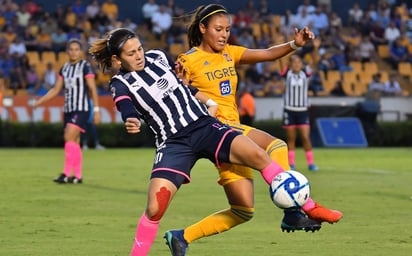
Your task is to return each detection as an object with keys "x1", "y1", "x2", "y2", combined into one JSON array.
[{"x1": 269, "y1": 170, "x2": 310, "y2": 209}]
